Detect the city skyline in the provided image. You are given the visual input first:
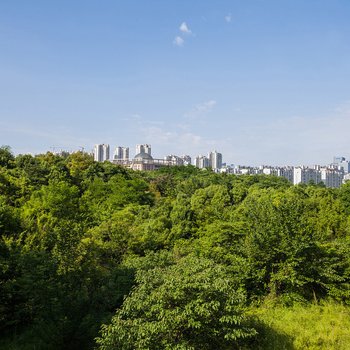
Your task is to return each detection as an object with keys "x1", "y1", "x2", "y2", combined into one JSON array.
[
  {"x1": 1, "y1": 1, "x2": 350, "y2": 165},
  {"x1": 94, "y1": 142, "x2": 350, "y2": 169},
  {"x1": 91, "y1": 142, "x2": 349, "y2": 188}
]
